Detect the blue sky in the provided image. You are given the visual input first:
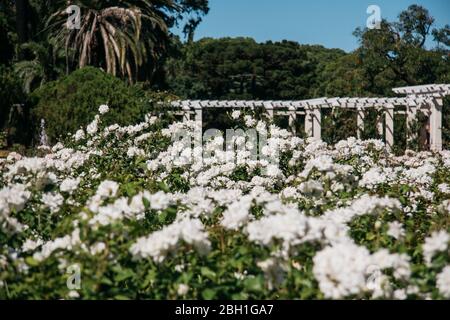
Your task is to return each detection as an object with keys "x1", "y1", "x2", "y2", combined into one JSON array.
[{"x1": 173, "y1": 0, "x2": 450, "y2": 52}]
